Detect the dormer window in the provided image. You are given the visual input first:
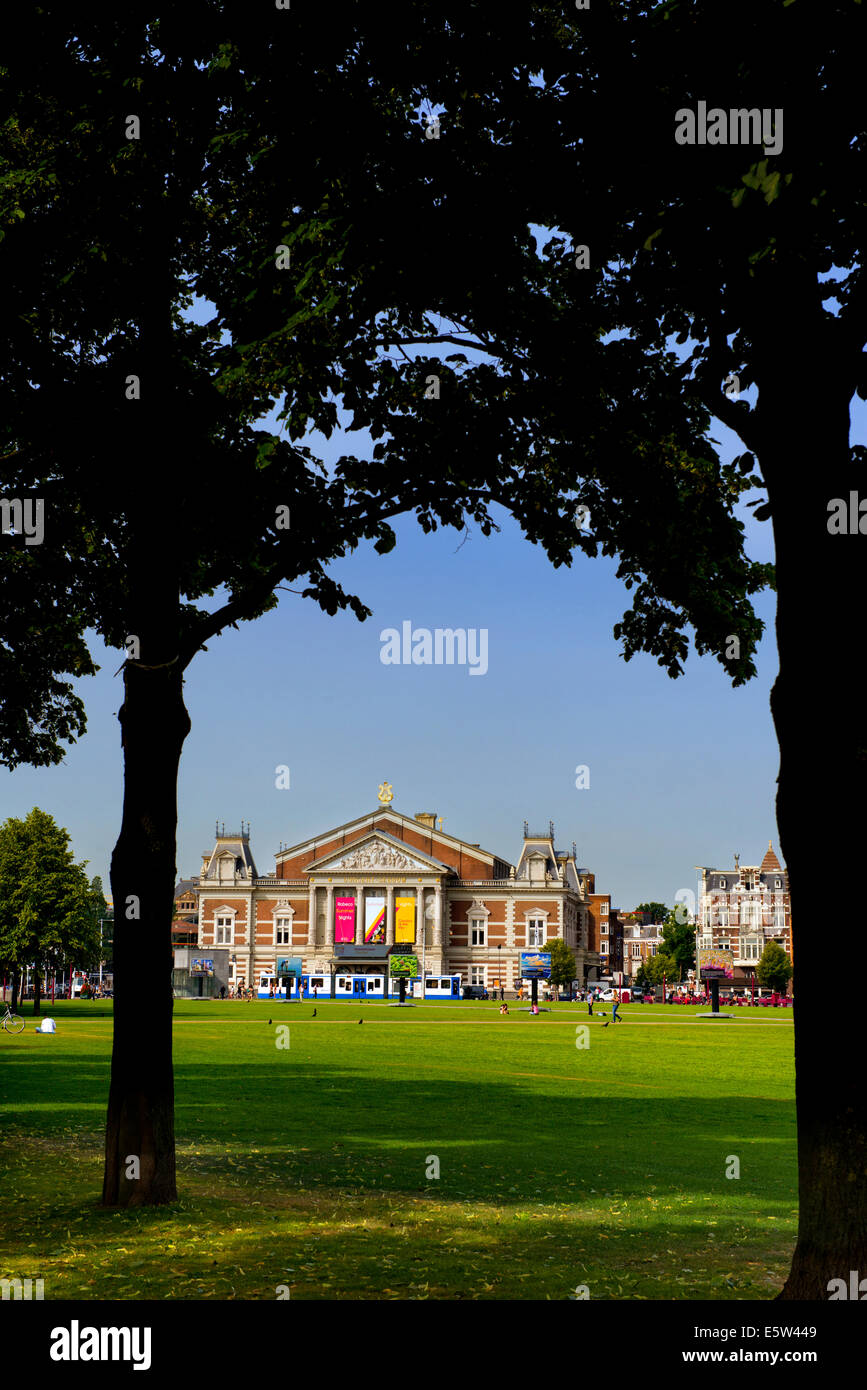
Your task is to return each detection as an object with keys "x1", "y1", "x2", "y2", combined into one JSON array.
[{"x1": 529, "y1": 854, "x2": 546, "y2": 884}]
